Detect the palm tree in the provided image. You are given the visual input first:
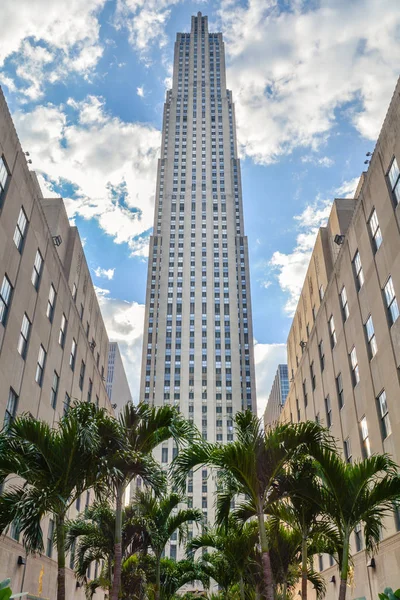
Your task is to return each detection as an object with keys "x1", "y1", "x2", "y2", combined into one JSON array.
[
  {"x1": 189, "y1": 518, "x2": 259, "y2": 600},
  {"x1": 314, "y1": 450, "x2": 400, "y2": 600},
  {"x1": 130, "y1": 489, "x2": 203, "y2": 600},
  {"x1": 172, "y1": 411, "x2": 333, "y2": 600},
  {"x1": 0, "y1": 402, "x2": 116, "y2": 600},
  {"x1": 105, "y1": 402, "x2": 197, "y2": 600},
  {"x1": 159, "y1": 557, "x2": 209, "y2": 600},
  {"x1": 269, "y1": 459, "x2": 339, "y2": 600}
]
